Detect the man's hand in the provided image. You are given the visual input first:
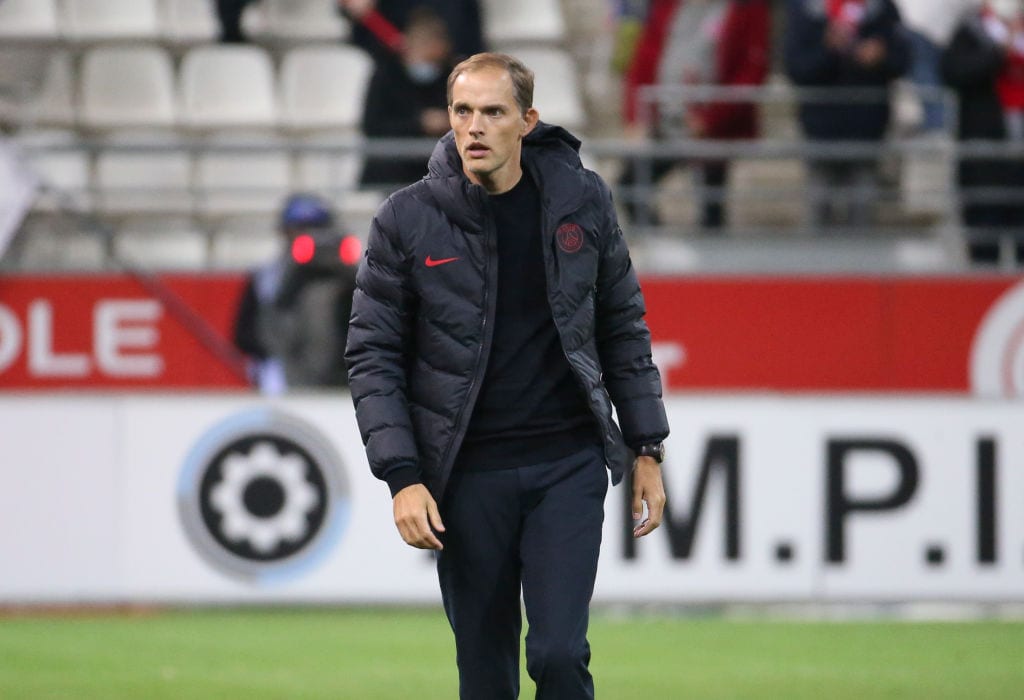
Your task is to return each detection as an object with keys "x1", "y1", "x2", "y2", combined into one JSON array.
[
  {"x1": 623, "y1": 122, "x2": 649, "y2": 142},
  {"x1": 684, "y1": 111, "x2": 707, "y2": 139},
  {"x1": 853, "y1": 38, "x2": 886, "y2": 68},
  {"x1": 393, "y1": 483, "x2": 445, "y2": 550},
  {"x1": 631, "y1": 456, "x2": 666, "y2": 538}
]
